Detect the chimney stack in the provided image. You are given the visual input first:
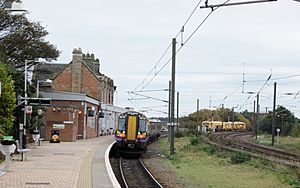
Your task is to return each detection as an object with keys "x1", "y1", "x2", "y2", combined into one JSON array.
[
  {"x1": 71, "y1": 48, "x2": 83, "y2": 93},
  {"x1": 95, "y1": 59, "x2": 100, "y2": 73}
]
